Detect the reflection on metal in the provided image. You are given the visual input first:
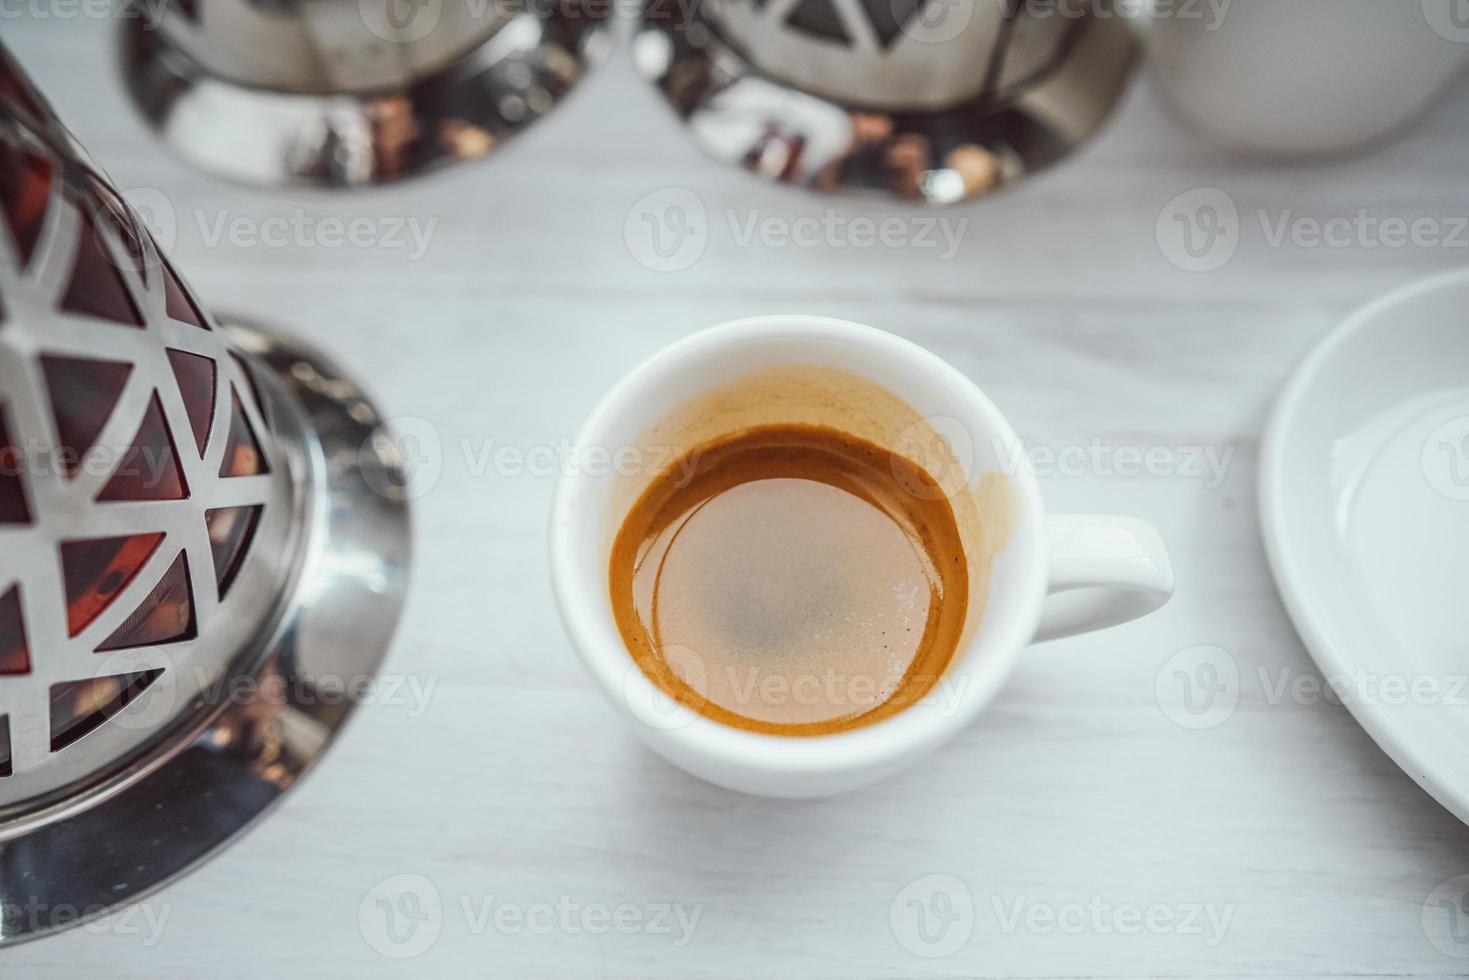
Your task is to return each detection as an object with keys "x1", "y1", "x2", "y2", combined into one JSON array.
[
  {"x1": 635, "y1": 0, "x2": 1139, "y2": 203},
  {"x1": 0, "y1": 47, "x2": 410, "y2": 944},
  {"x1": 120, "y1": 0, "x2": 610, "y2": 188}
]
